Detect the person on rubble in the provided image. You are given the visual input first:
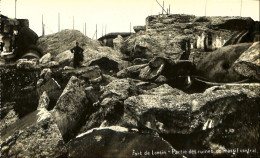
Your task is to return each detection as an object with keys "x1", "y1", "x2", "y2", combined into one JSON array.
[{"x1": 70, "y1": 41, "x2": 84, "y2": 68}]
